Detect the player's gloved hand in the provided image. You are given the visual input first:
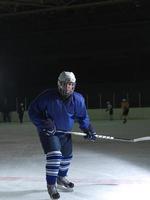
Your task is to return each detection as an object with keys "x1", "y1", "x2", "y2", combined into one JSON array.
[
  {"x1": 82, "y1": 124, "x2": 97, "y2": 141},
  {"x1": 41, "y1": 118, "x2": 56, "y2": 136}
]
